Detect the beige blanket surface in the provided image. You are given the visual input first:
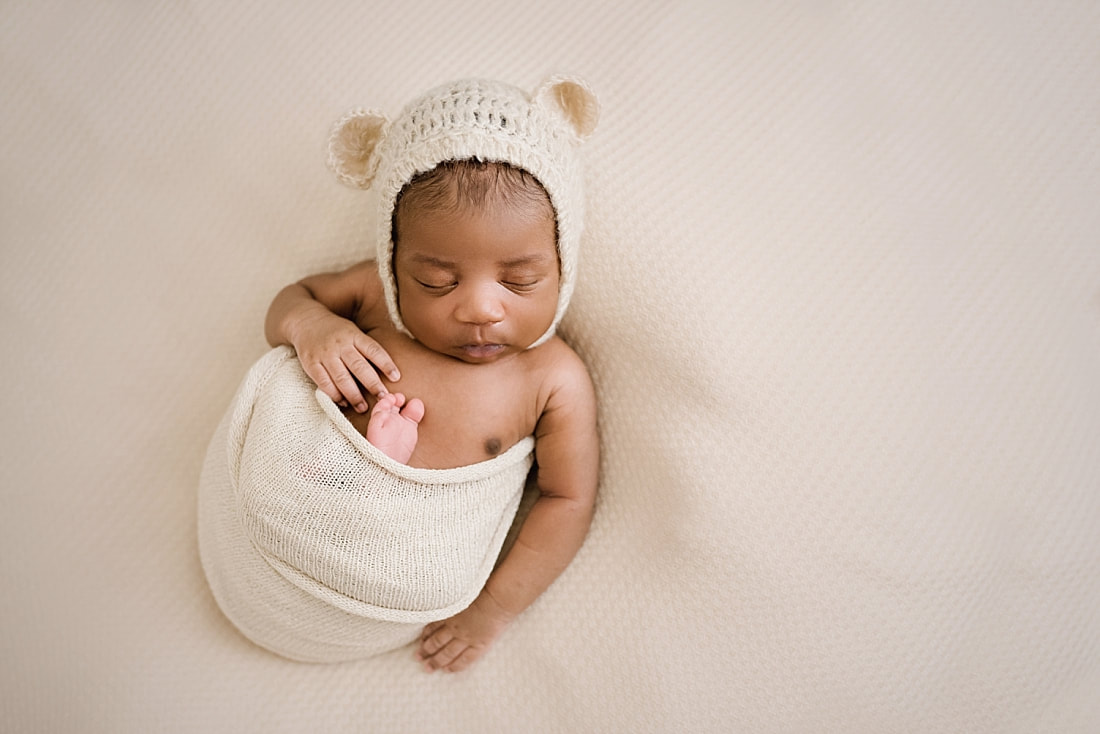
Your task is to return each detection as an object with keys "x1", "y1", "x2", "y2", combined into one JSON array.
[{"x1": 2, "y1": 1, "x2": 1098, "y2": 732}]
